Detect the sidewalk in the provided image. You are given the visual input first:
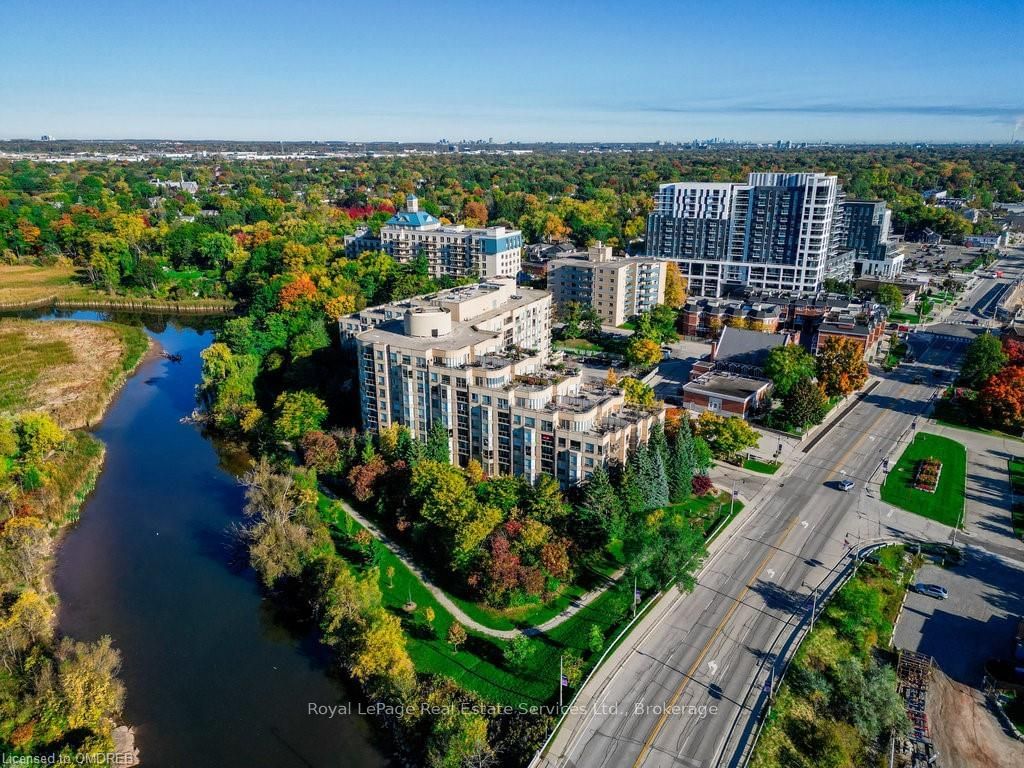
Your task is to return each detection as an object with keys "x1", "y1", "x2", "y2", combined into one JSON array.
[{"x1": 331, "y1": 494, "x2": 624, "y2": 639}]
